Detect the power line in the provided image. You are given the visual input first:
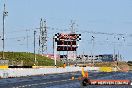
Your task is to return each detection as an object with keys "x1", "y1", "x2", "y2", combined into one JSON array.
[{"x1": 80, "y1": 30, "x2": 132, "y2": 37}]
